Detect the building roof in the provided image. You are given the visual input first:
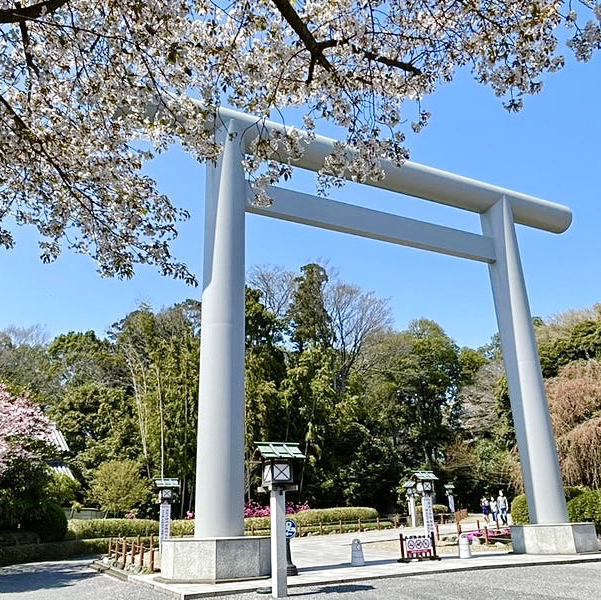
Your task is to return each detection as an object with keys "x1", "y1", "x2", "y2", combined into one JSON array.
[{"x1": 49, "y1": 424, "x2": 70, "y2": 452}]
